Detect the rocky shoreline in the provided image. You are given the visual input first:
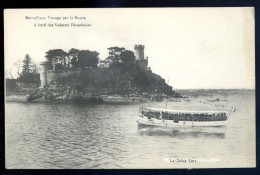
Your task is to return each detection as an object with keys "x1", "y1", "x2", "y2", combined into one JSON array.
[
  {"x1": 5, "y1": 94, "x2": 155, "y2": 103},
  {"x1": 5, "y1": 95, "x2": 28, "y2": 103}
]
